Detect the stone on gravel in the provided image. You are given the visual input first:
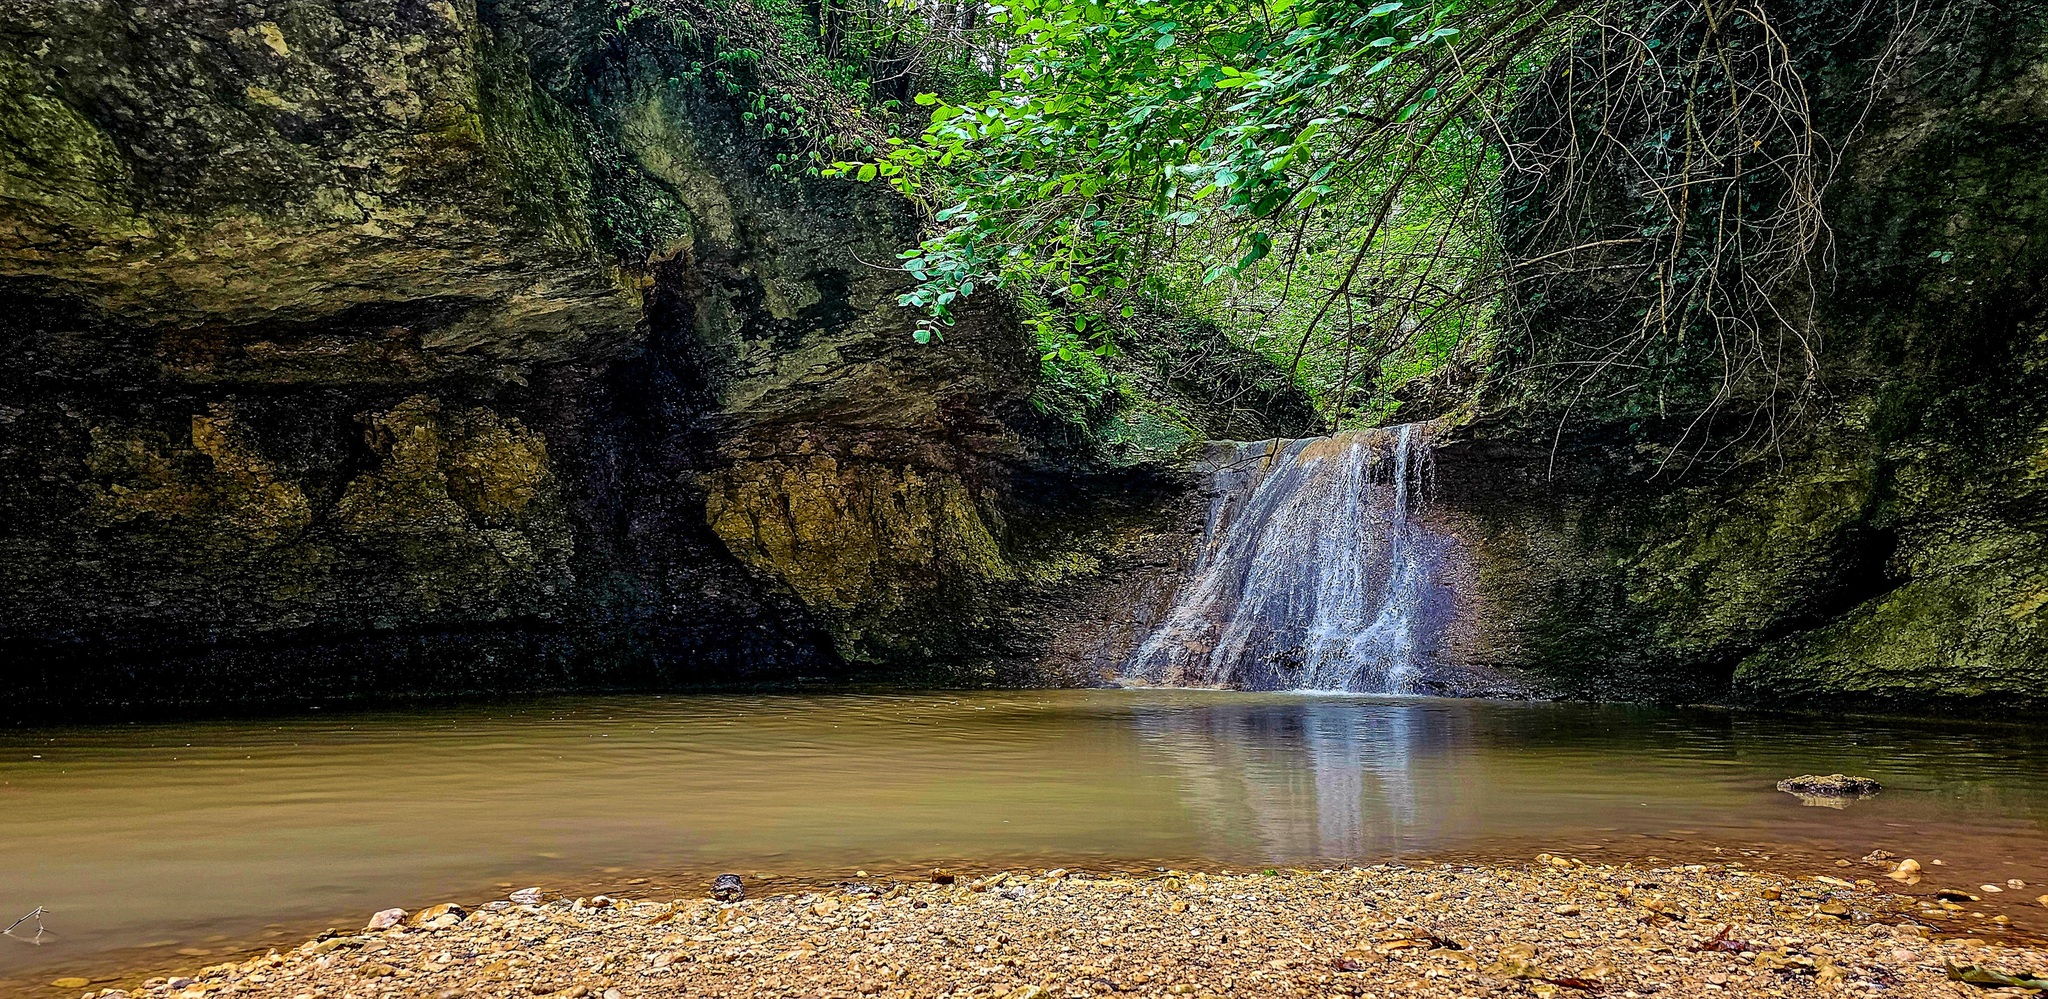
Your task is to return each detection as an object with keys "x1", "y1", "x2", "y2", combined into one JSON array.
[{"x1": 364, "y1": 907, "x2": 406, "y2": 930}]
